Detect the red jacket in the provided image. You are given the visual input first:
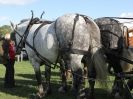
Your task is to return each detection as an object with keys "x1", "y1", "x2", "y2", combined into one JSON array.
[{"x1": 9, "y1": 43, "x2": 15, "y2": 60}]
